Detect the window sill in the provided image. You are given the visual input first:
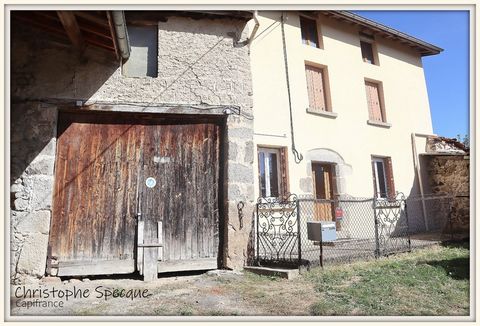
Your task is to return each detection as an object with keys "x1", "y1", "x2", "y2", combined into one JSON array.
[
  {"x1": 306, "y1": 108, "x2": 338, "y2": 119},
  {"x1": 302, "y1": 42, "x2": 323, "y2": 50},
  {"x1": 367, "y1": 120, "x2": 392, "y2": 128}
]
